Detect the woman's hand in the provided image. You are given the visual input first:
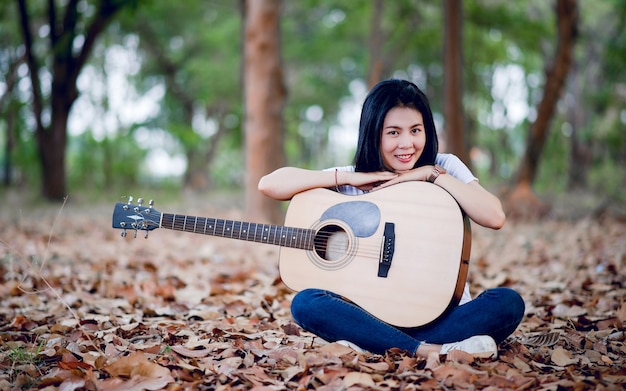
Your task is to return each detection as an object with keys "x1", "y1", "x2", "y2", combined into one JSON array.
[
  {"x1": 348, "y1": 171, "x2": 398, "y2": 192},
  {"x1": 370, "y1": 166, "x2": 431, "y2": 191}
]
